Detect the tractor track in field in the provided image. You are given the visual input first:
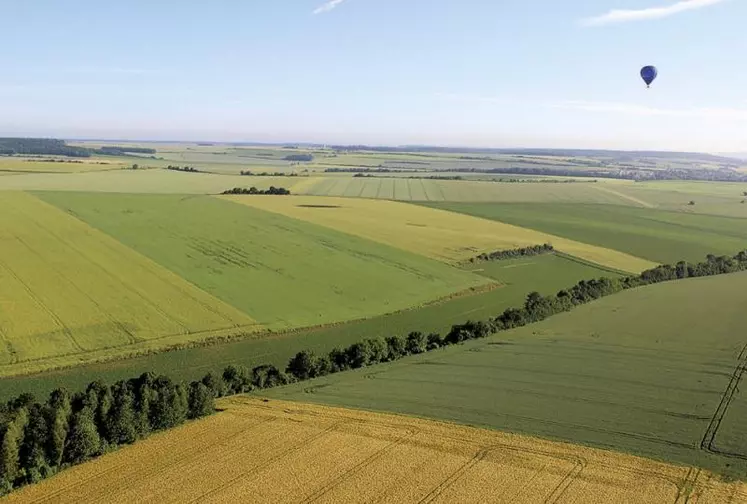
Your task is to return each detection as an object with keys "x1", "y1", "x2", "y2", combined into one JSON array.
[{"x1": 700, "y1": 342, "x2": 747, "y2": 457}]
